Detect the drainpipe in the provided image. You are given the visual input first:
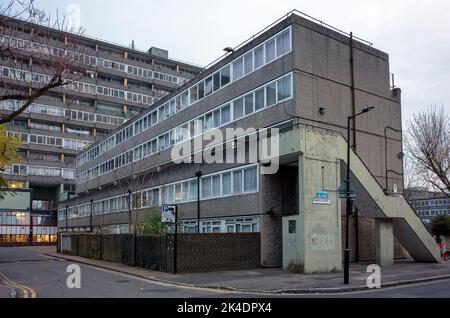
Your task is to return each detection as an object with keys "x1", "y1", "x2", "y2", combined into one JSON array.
[
  {"x1": 65, "y1": 205, "x2": 68, "y2": 232},
  {"x1": 128, "y1": 189, "x2": 132, "y2": 233},
  {"x1": 90, "y1": 199, "x2": 93, "y2": 232},
  {"x1": 195, "y1": 171, "x2": 202, "y2": 233},
  {"x1": 354, "y1": 208, "x2": 359, "y2": 262},
  {"x1": 349, "y1": 32, "x2": 357, "y2": 148}
]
